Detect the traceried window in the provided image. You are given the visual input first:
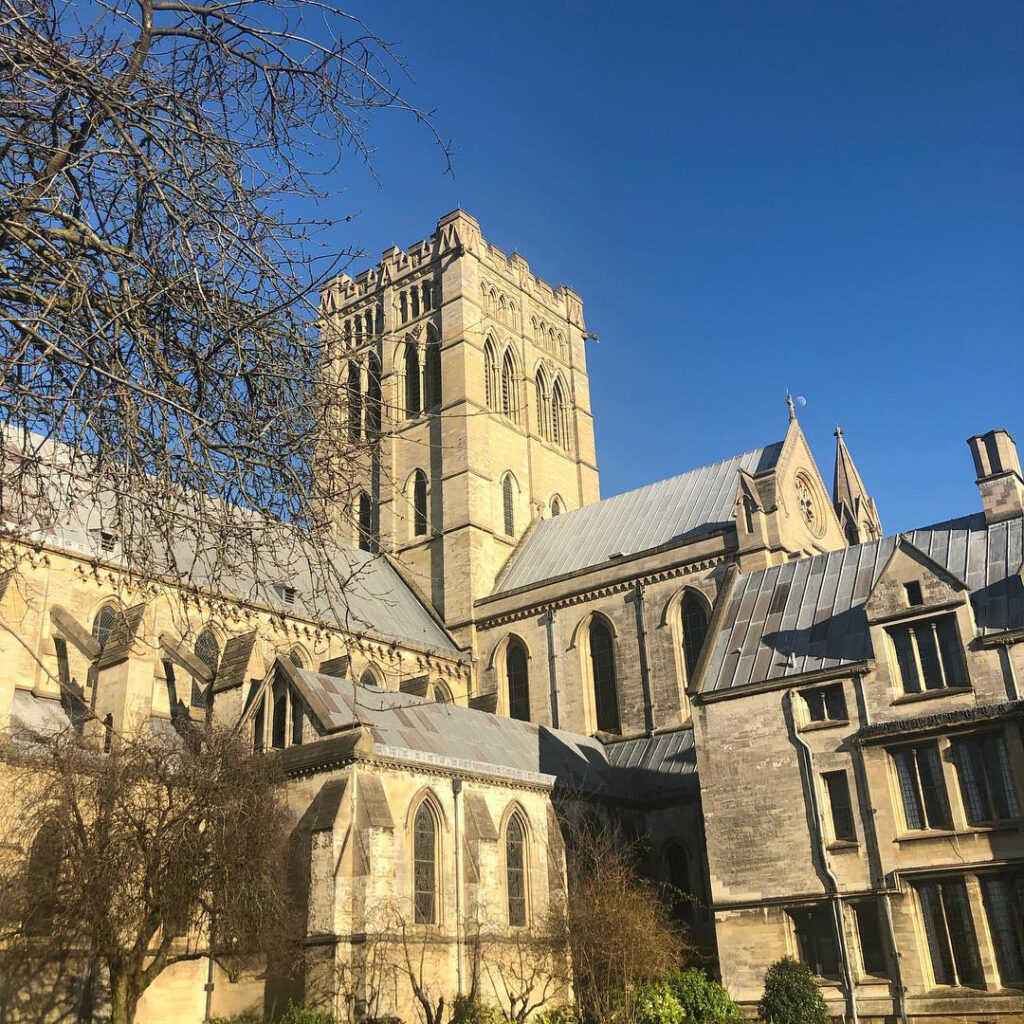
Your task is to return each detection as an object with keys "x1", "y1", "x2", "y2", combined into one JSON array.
[
  {"x1": 535, "y1": 367, "x2": 552, "y2": 440},
  {"x1": 506, "y1": 639, "x2": 530, "y2": 721},
  {"x1": 822, "y1": 770, "x2": 856, "y2": 843},
  {"x1": 501, "y1": 349, "x2": 518, "y2": 420},
  {"x1": 802, "y1": 683, "x2": 847, "y2": 723},
  {"x1": 404, "y1": 343, "x2": 421, "y2": 418},
  {"x1": 421, "y1": 281, "x2": 432, "y2": 312},
  {"x1": 982, "y1": 872, "x2": 1024, "y2": 986},
  {"x1": 484, "y1": 339, "x2": 499, "y2": 410},
  {"x1": 92, "y1": 603, "x2": 118, "y2": 650},
  {"x1": 680, "y1": 592, "x2": 709, "y2": 680},
  {"x1": 502, "y1": 474, "x2": 516, "y2": 537},
  {"x1": 888, "y1": 614, "x2": 967, "y2": 694},
  {"x1": 411, "y1": 286, "x2": 420, "y2": 319},
  {"x1": 952, "y1": 733, "x2": 1020, "y2": 824},
  {"x1": 193, "y1": 628, "x2": 219, "y2": 709},
  {"x1": 413, "y1": 802, "x2": 438, "y2": 925},
  {"x1": 506, "y1": 814, "x2": 527, "y2": 927},
  {"x1": 789, "y1": 904, "x2": 840, "y2": 979},
  {"x1": 424, "y1": 334, "x2": 442, "y2": 410},
  {"x1": 916, "y1": 879, "x2": 983, "y2": 987},
  {"x1": 346, "y1": 360, "x2": 362, "y2": 440},
  {"x1": 589, "y1": 619, "x2": 620, "y2": 734},
  {"x1": 550, "y1": 495, "x2": 564, "y2": 517},
  {"x1": 892, "y1": 742, "x2": 952, "y2": 831},
  {"x1": 365, "y1": 354, "x2": 382, "y2": 436},
  {"x1": 412, "y1": 470, "x2": 429, "y2": 537},
  {"x1": 551, "y1": 378, "x2": 568, "y2": 449}
]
